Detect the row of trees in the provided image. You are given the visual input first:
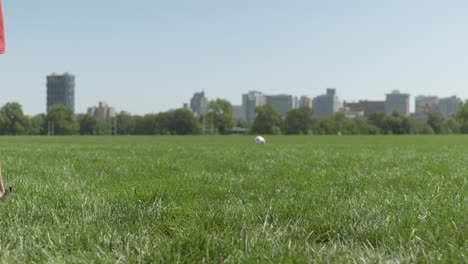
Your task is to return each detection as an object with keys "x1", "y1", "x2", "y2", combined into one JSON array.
[
  {"x1": 1, "y1": 100, "x2": 468, "y2": 135},
  {"x1": 0, "y1": 103, "x2": 78, "y2": 135},
  {"x1": 0, "y1": 100, "x2": 235, "y2": 135},
  {"x1": 251, "y1": 103, "x2": 468, "y2": 135}
]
